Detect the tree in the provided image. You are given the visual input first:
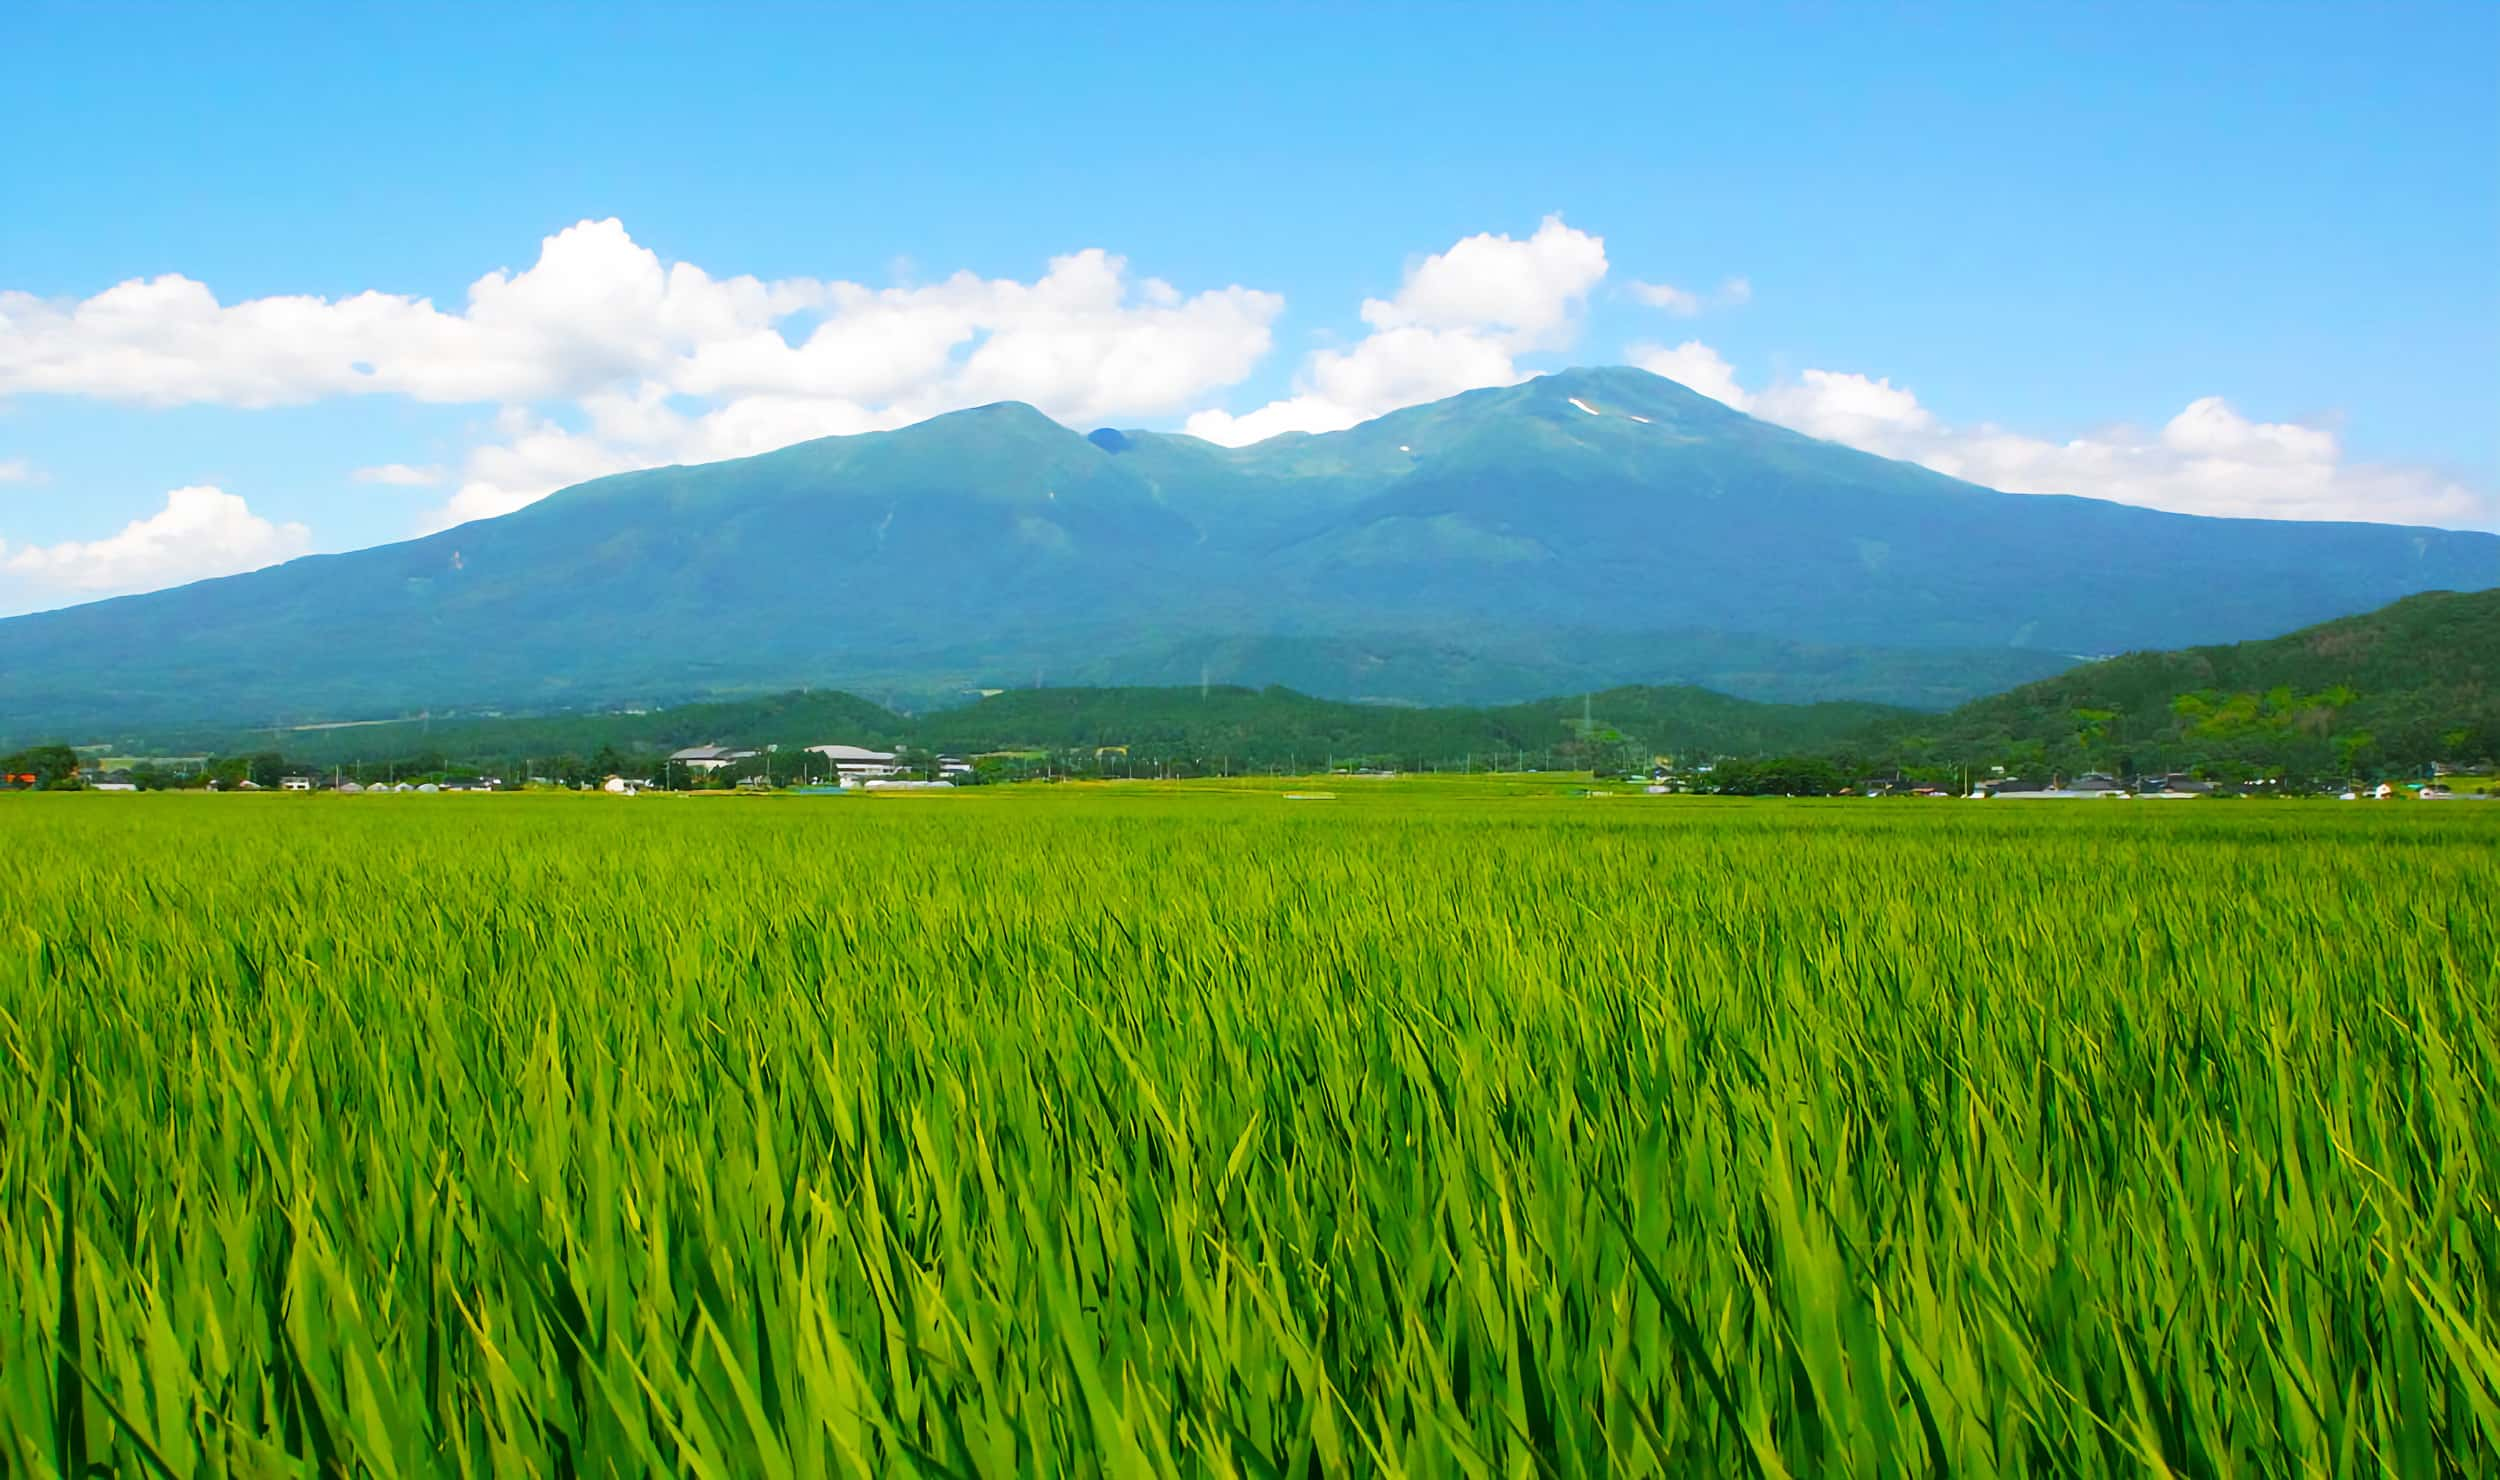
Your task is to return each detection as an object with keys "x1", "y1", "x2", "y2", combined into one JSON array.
[
  {"x1": 1711, "y1": 756, "x2": 1845, "y2": 796},
  {"x1": 2333, "y1": 730, "x2": 2377, "y2": 779},
  {"x1": 2, "y1": 743, "x2": 83, "y2": 788}
]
